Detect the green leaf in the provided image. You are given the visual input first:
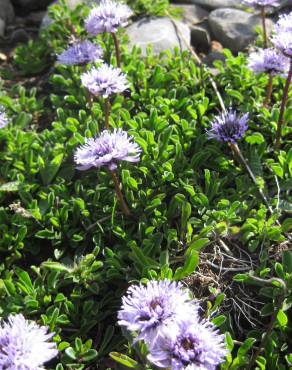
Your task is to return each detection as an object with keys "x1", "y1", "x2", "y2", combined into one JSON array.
[
  {"x1": 277, "y1": 309, "x2": 288, "y2": 327},
  {"x1": 245, "y1": 132, "x2": 265, "y2": 145},
  {"x1": 110, "y1": 353, "x2": 141, "y2": 369},
  {"x1": 40, "y1": 153, "x2": 64, "y2": 185},
  {"x1": 174, "y1": 251, "x2": 199, "y2": 280}
]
